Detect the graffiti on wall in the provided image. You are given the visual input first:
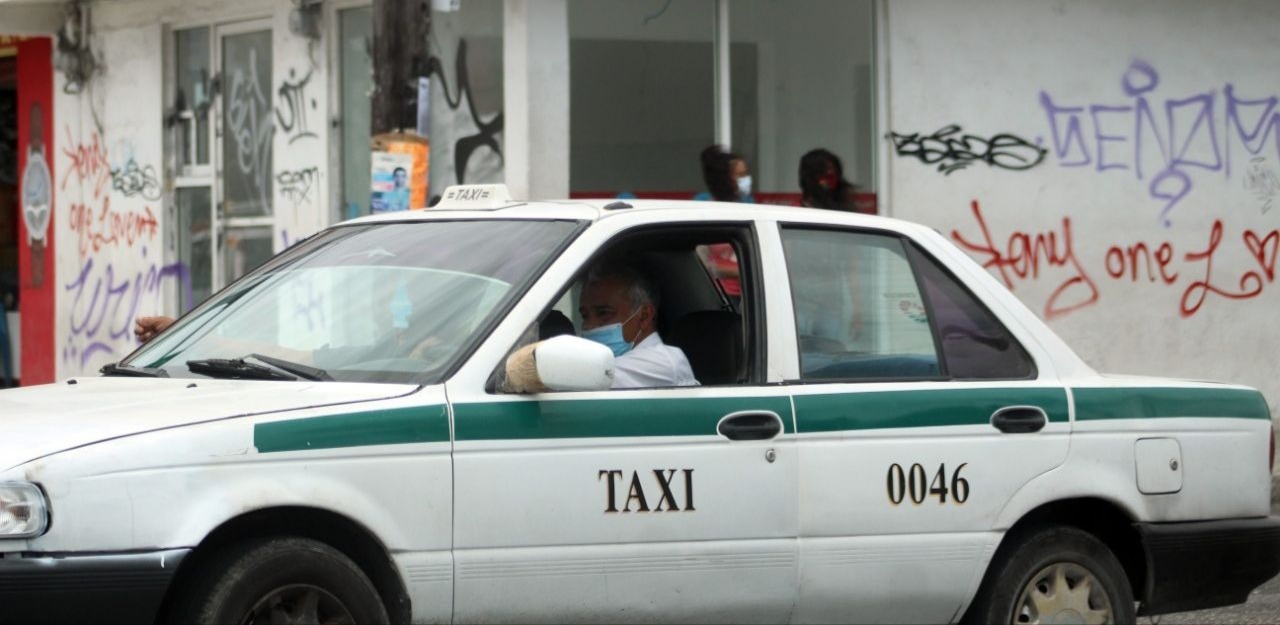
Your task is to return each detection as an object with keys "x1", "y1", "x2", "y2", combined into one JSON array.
[
  {"x1": 952, "y1": 199, "x2": 1280, "y2": 320},
  {"x1": 227, "y1": 48, "x2": 274, "y2": 212},
  {"x1": 59, "y1": 130, "x2": 190, "y2": 371},
  {"x1": 275, "y1": 67, "x2": 318, "y2": 145},
  {"x1": 273, "y1": 65, "x2": 323, "y2": 222},
  {"x1": 428, "y1": 39, "x2": 504, "y2": 184},
  {"x1": 1039, "y1": 59, "x2": 1280, "y2": 226},
  {"x1": 887, "y1": 125, "x2": 1047, "y2": 175},
  {"x1": 109, "y1": 158, "x2": 162, "y2": 200},
  {"x1": 63, "y1": 249, "x2": 190, "y2": 369},
  {"x1": 277, "y1": 166, "x2": 320, "y2": 207}
]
